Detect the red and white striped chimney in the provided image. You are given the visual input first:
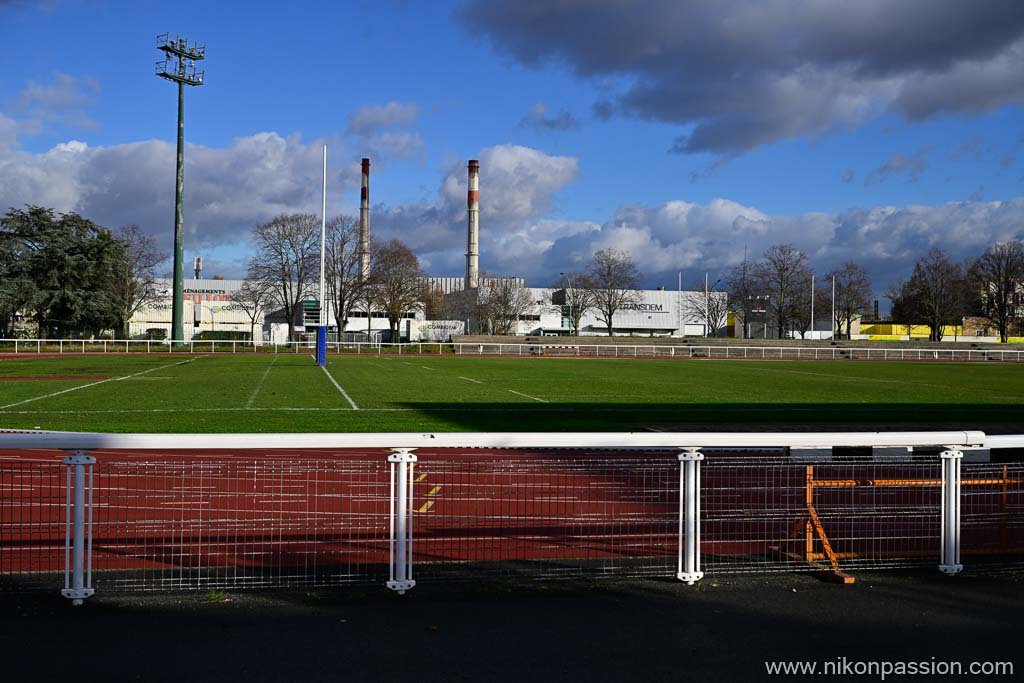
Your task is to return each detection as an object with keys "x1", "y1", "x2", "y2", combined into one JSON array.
[
  {"x1": 465, "y1": 159, "x2": 479, "y2": 290},
  {"x1": 358, "y1": 157, "x2": 371, "y2": 281}
]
